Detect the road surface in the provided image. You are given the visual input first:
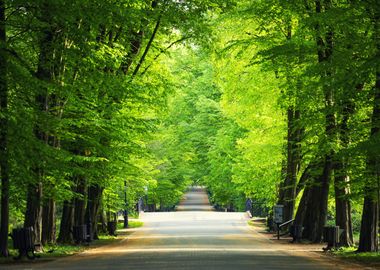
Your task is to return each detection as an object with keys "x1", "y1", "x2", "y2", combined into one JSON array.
[{"x1": 4, "y1": 186, "x2": 369, "y2": 270}]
